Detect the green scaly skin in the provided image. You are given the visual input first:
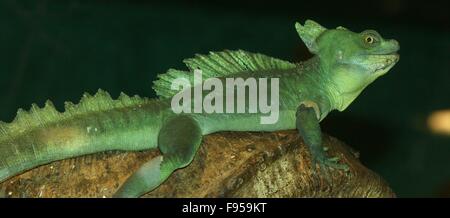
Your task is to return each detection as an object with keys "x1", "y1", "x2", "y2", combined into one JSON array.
[{"x1": 0, "y1": 20, "x2": 399, "y2": 197}]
